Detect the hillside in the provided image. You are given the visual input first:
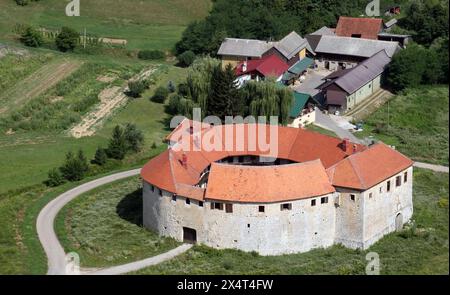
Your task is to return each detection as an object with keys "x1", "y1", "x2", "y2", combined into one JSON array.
[{"x1": 0, "y1": 0, "x2": 212, "y2": 50}]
